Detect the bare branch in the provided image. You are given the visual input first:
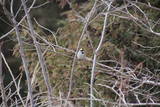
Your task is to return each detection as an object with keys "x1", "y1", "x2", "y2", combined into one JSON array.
[
  {"x1": 20, "y1": 0, "x2": 53, "y2": 106},
  {"x1": 0, "y1": 42, "x2": 8, "y2": 107},
  {"x1": 90, "y1": 1, "x2": 113, "y2": 107}
]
